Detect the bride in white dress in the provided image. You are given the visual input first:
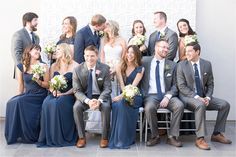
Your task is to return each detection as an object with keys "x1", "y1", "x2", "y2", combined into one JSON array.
[
  {"x1": 100, "y1": 20, "x2": 127, "y2": 98},
  {"x1": 85, "y1": 20, "x2": 126, "y2": 133}
]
